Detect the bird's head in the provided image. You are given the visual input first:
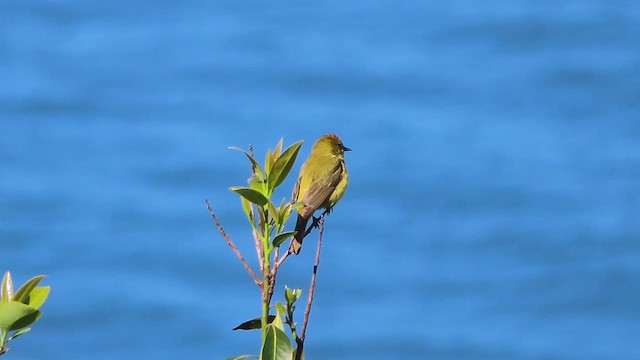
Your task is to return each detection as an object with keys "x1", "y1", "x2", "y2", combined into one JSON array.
[{"x1": 316, "y1": 134, "x2": 351, "y2": 156}]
